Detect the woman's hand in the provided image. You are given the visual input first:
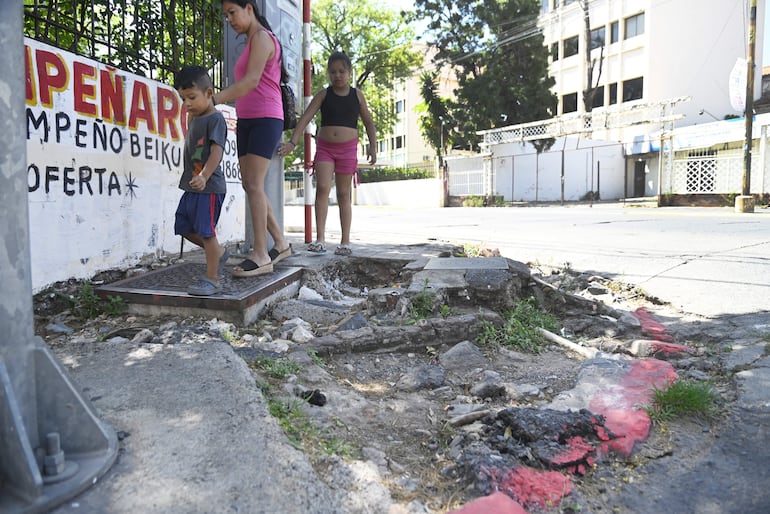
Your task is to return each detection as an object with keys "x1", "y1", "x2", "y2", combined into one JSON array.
[{"x1": 278, "y1": 141, "x2": 296, "y2": 157}]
